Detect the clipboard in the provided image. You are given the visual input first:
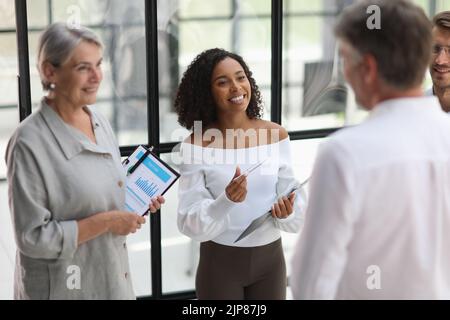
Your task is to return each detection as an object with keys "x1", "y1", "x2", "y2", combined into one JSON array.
[
  {"x1": 122, "y1": 145, "x2": 180, "y2": 216},
  {"x1": 234, "y1": 178, "x2": 309, "y2": 243}
]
